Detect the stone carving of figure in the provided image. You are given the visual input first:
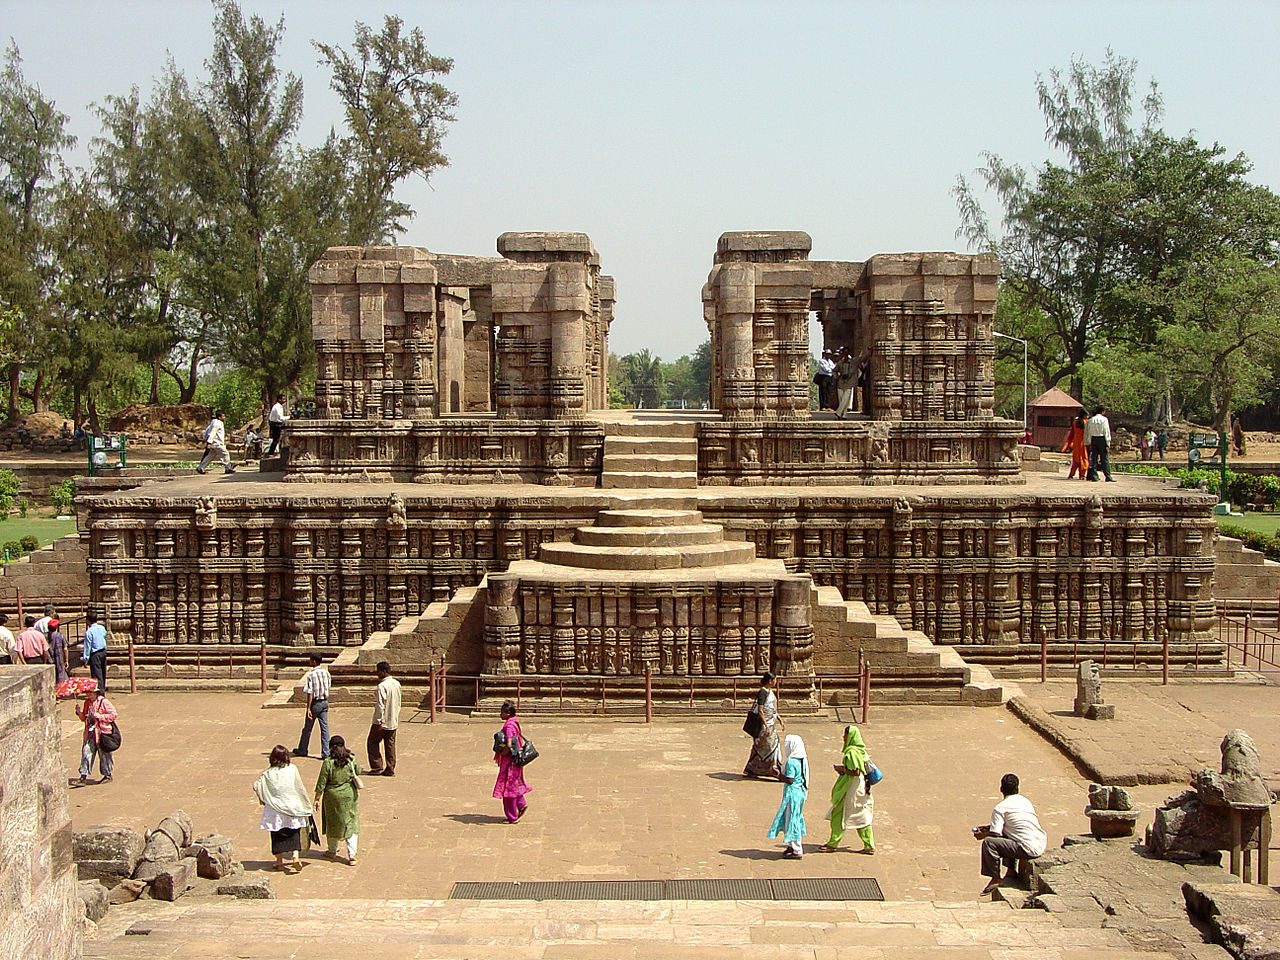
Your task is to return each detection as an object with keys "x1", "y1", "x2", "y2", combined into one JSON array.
[
  {"x1": 386, "y1": 493, "x2": 408, "y2": 534},
  {"x1": 194, "y1": 496, "x2": 217, "y2": 529},
  {"x1": 866, "y1": 423, "x2": 890, "y2": 463},
  {"x1": 1195, "y1": 729, "x2": 1272, "y2": 808},
  {"x1": 1073, "y1": 660, "x2": 1102, "y2": 716}
]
